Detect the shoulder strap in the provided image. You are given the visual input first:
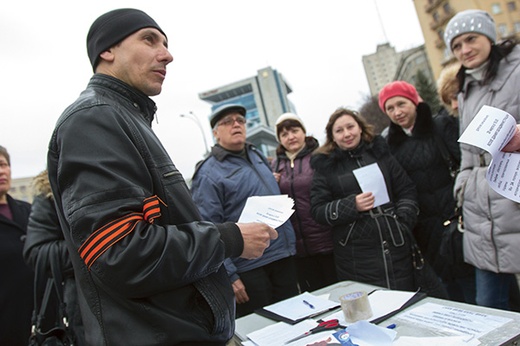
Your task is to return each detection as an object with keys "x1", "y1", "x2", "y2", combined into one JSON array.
[
  {"x1": 31, "y1": 247, "x2": 69, "y2": 334},
  {"x1": 49, "y1": 249, "x2": 69, "y2": 327},
  {"x1": 433, "y1": 134, "x2": 459, "y2": 178},
  {"x1": 31, "y1": 247, "x2": 50, "y2": 331}
]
